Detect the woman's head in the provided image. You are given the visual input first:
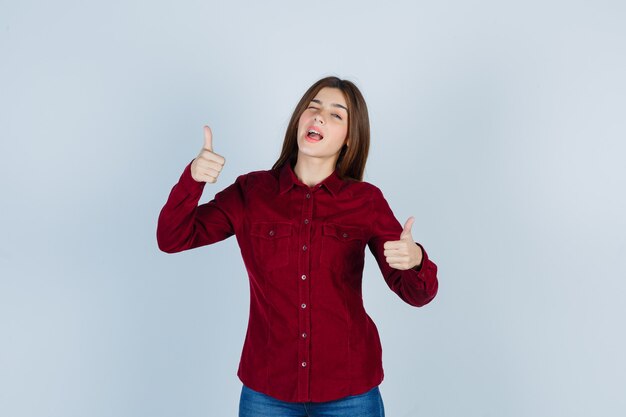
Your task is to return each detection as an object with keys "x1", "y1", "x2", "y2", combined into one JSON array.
[{"x1": 272, "y1": 76, "x2": 370, "y2": 181}]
